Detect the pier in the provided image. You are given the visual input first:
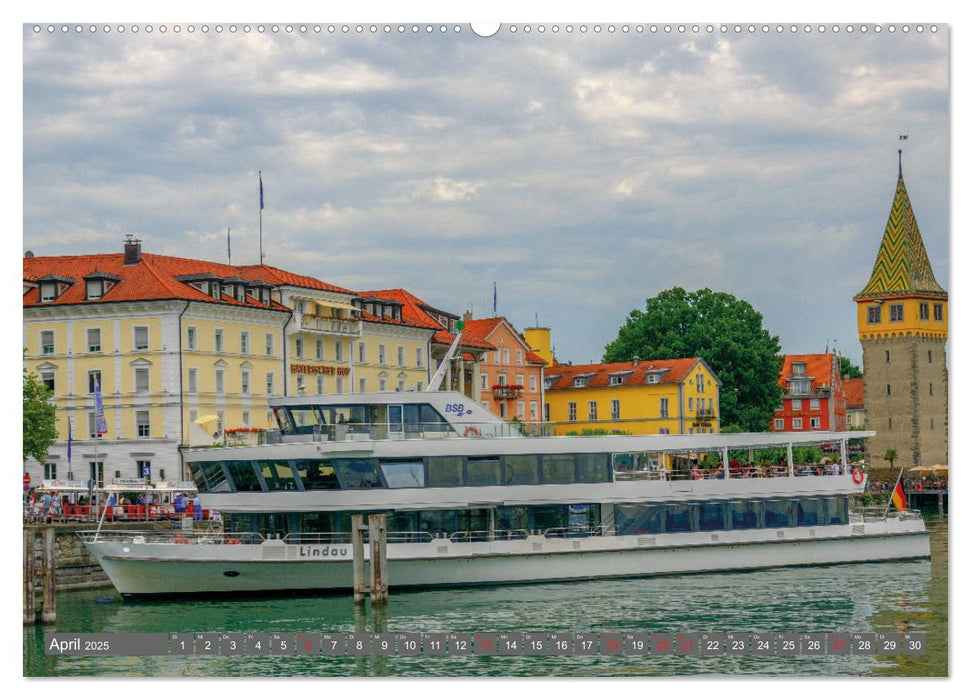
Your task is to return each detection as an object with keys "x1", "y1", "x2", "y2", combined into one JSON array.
[{"x1": 351, "y1": 513, "x2": 388, "y2": 605}]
